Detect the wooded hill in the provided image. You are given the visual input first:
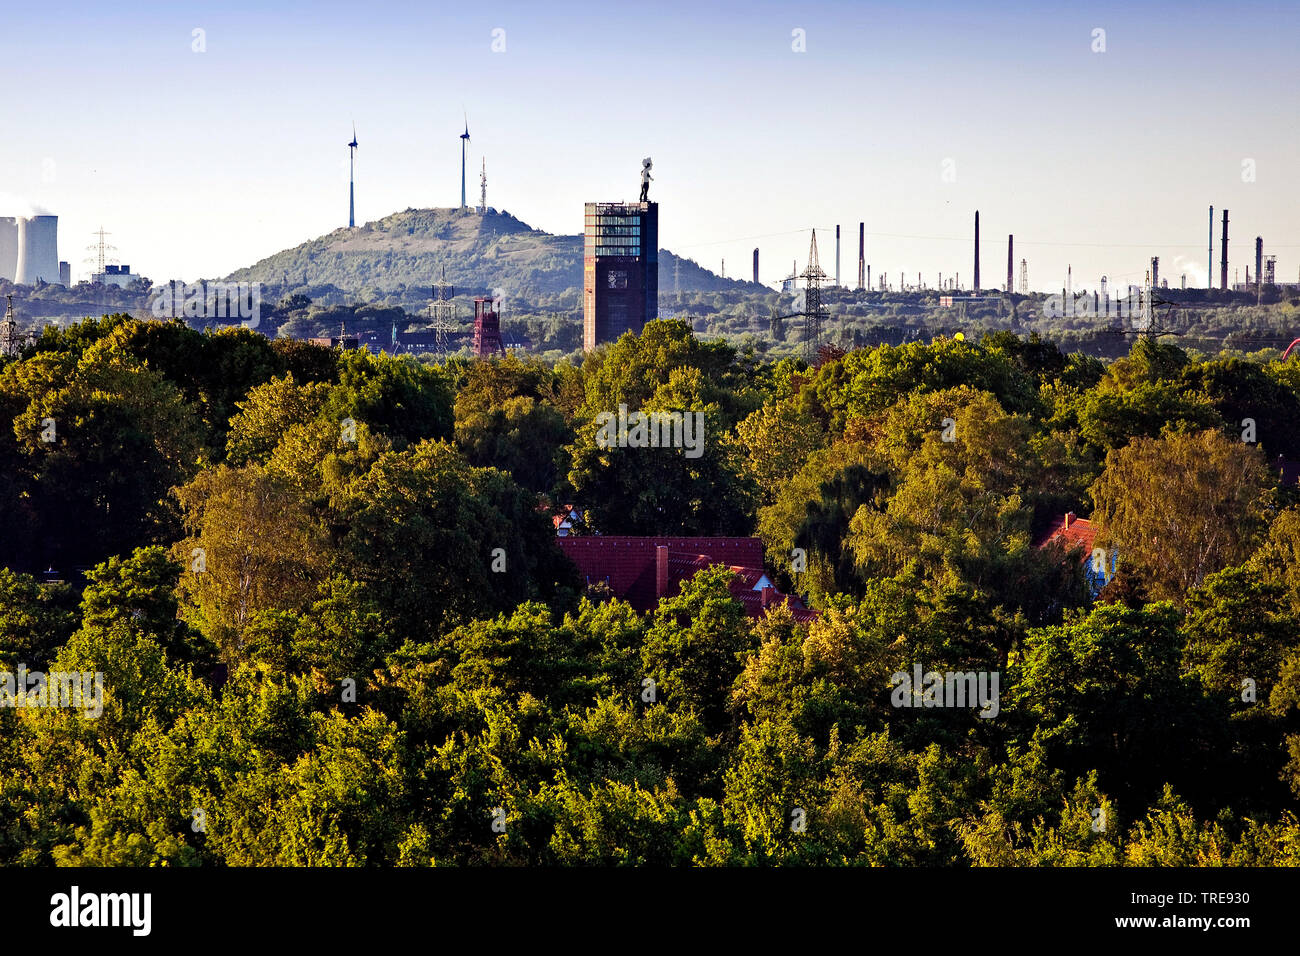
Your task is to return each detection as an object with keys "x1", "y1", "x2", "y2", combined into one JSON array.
[{"x1": 222, "y1": 206, "x2": 762, "y2": 300}]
